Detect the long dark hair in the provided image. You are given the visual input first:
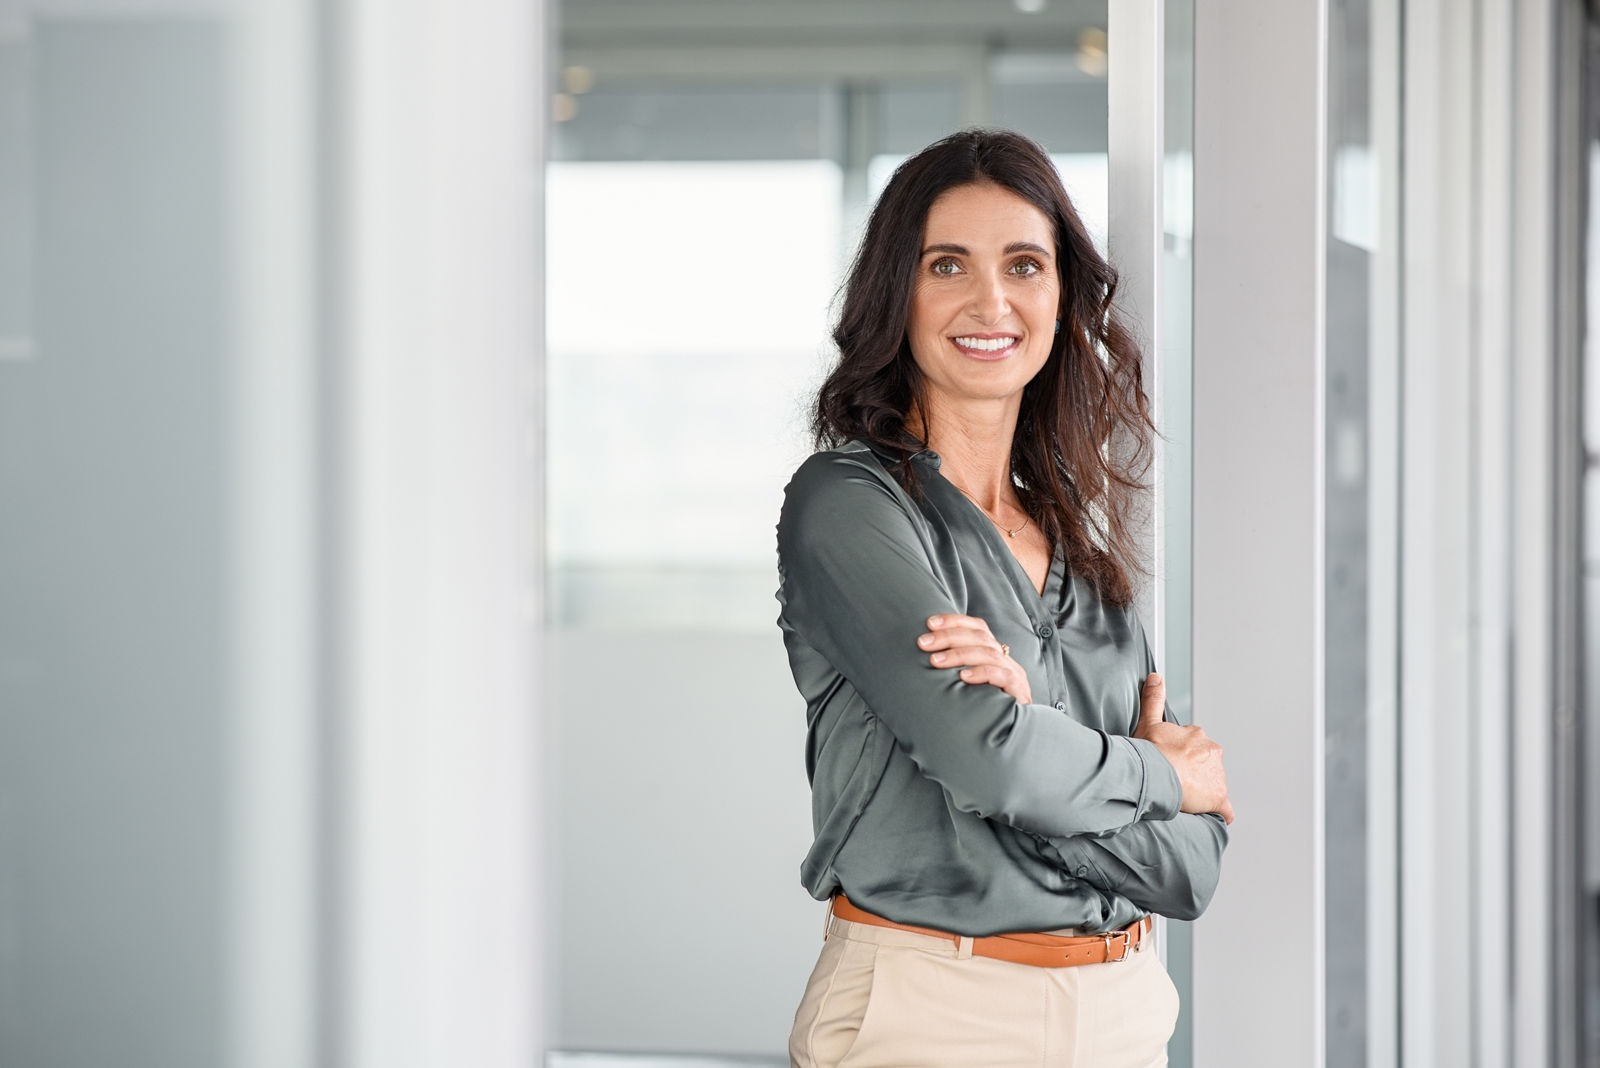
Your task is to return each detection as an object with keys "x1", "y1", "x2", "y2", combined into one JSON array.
[{"x1": 812, "y1": 128, "x2": 1157, "y2": 608}]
